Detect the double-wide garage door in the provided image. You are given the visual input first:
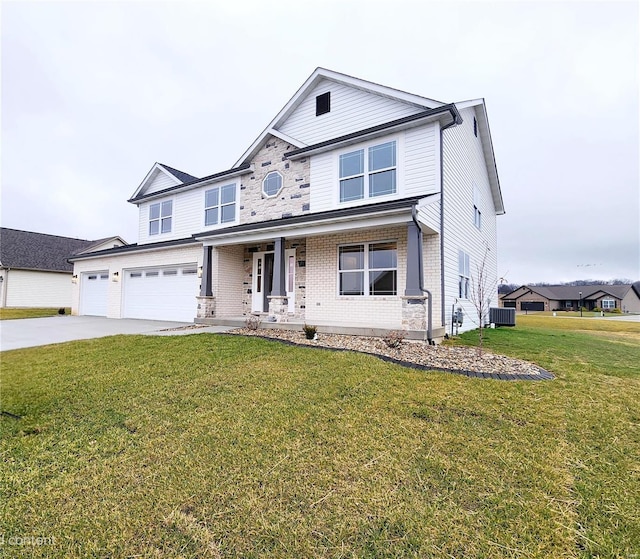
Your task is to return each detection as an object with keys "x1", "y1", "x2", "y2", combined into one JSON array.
[{"x1": 123, "y1": 265, "x2": 199, "y2": 322}]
